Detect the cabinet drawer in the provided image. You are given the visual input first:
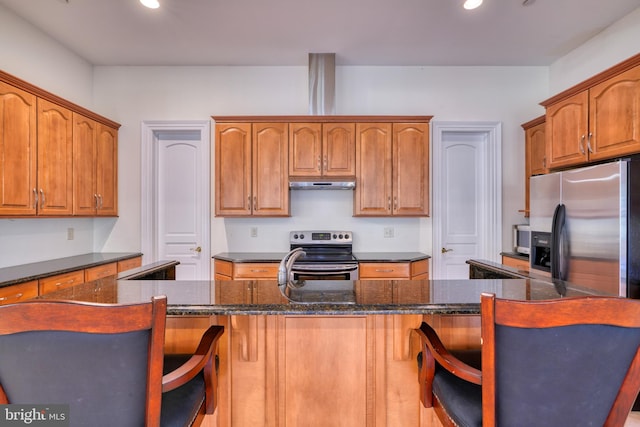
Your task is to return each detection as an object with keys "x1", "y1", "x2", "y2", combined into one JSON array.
[
  {"x1": 0, "y1": 281, "x2": 38, "y2": 305},
  {"x1": 502, "y1": 256, "x2": 530, "y2": 272},
  {"x1": 410, "y1": 259, "x2": 429, "y2": 278},
  {"x1": 39, "y1": 270, "x2": 85, "y2": 295},
  {"x1": 117, "y1": 256, "x2": 142, "y2": 272},
  {"x1": 359, "y1": 262, "x2": 410, "y2": 279},
  {"x1": 214, "y1": 259, "x2": 233, "y2": 278},
  {"x1": 234, "y1": 263, "x2": 279, "y2": 280},
  {"x1": 85, "y1": 262, "x2": 118, "y2": 281}
]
